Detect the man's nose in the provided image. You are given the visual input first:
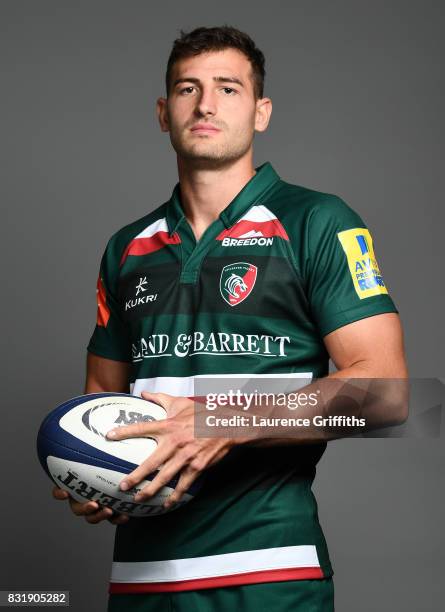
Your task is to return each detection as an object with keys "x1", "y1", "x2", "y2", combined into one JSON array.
[{"x1": 195, "y1": 88, "x2": 217, "y2": 116}]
